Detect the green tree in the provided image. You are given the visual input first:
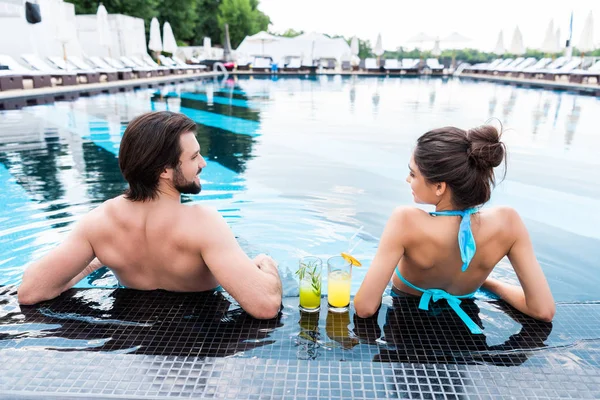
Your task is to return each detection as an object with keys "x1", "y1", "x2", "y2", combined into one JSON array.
[
  {"x1": 192, "y1": 0, "x2": 222, "y2": 46},
  {"x1": 278, "y1": 28, "x2": 303, "y2": 38},
  {"x1": 66, "y1": 0, "x2": 160, "y2": 39},
  {"x1": 218, "y1": 0, "x2": 270, "y2": 48},
  {"x1": 155, "y1": 0, "x2": 198, "y2": 44}
]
